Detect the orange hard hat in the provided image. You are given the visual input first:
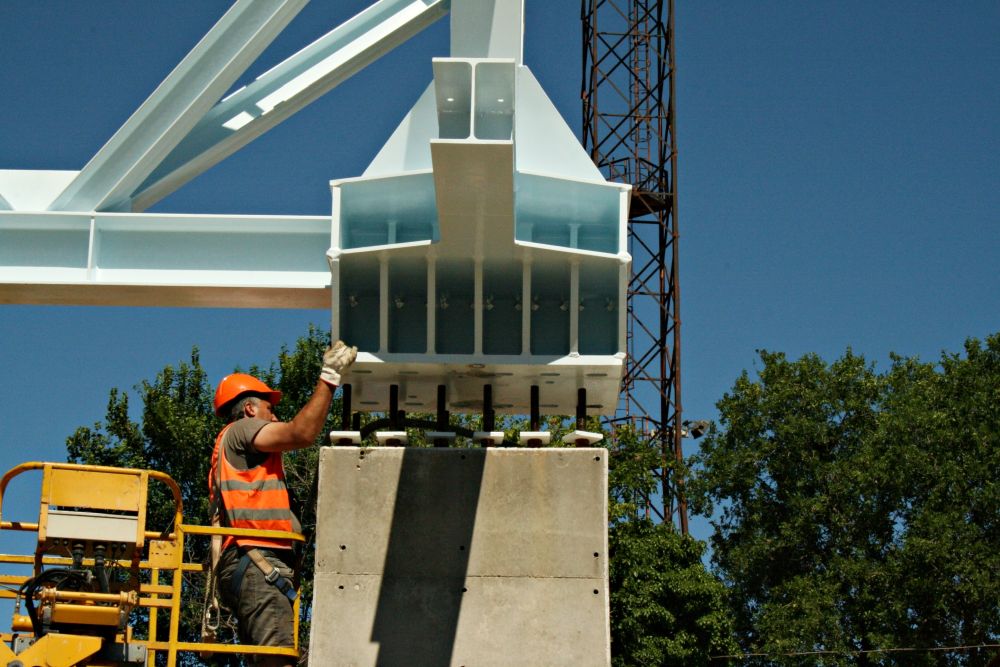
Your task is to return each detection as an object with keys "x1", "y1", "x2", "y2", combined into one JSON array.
[{"x1": 213, "y1": 373, "x2": 282, "y2": 417}]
